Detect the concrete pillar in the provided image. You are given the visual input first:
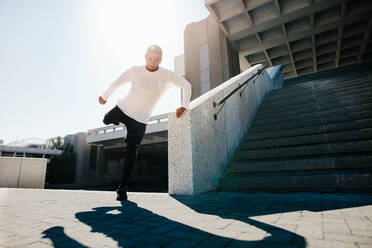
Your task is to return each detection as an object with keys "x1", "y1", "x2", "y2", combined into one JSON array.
[
  {"x1": 95, "y1": 146, "x2": 106, "y2": 183},
  {"x1": 63, "y1": 132, "x2": 91, "y2": 185}
]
